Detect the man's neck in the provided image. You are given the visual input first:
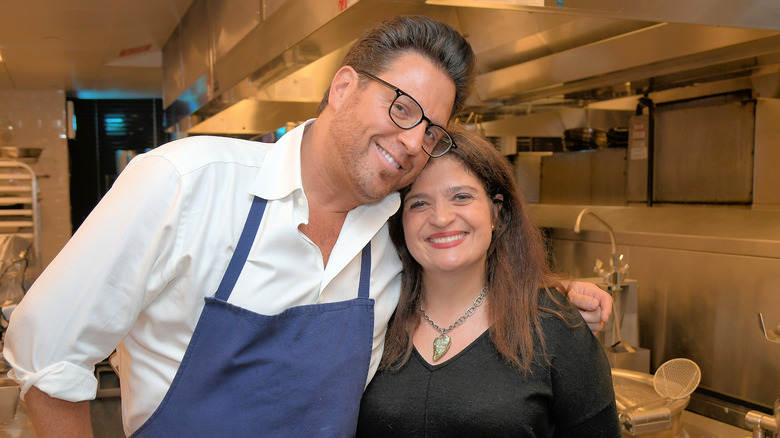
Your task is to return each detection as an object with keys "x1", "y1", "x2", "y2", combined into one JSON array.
[
  {"x1": 299, "y1": 119, "x2": 363, "y2": 214},
  {"x1": 297, "y1": 120, "x2": 353, "y2": 267}
]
